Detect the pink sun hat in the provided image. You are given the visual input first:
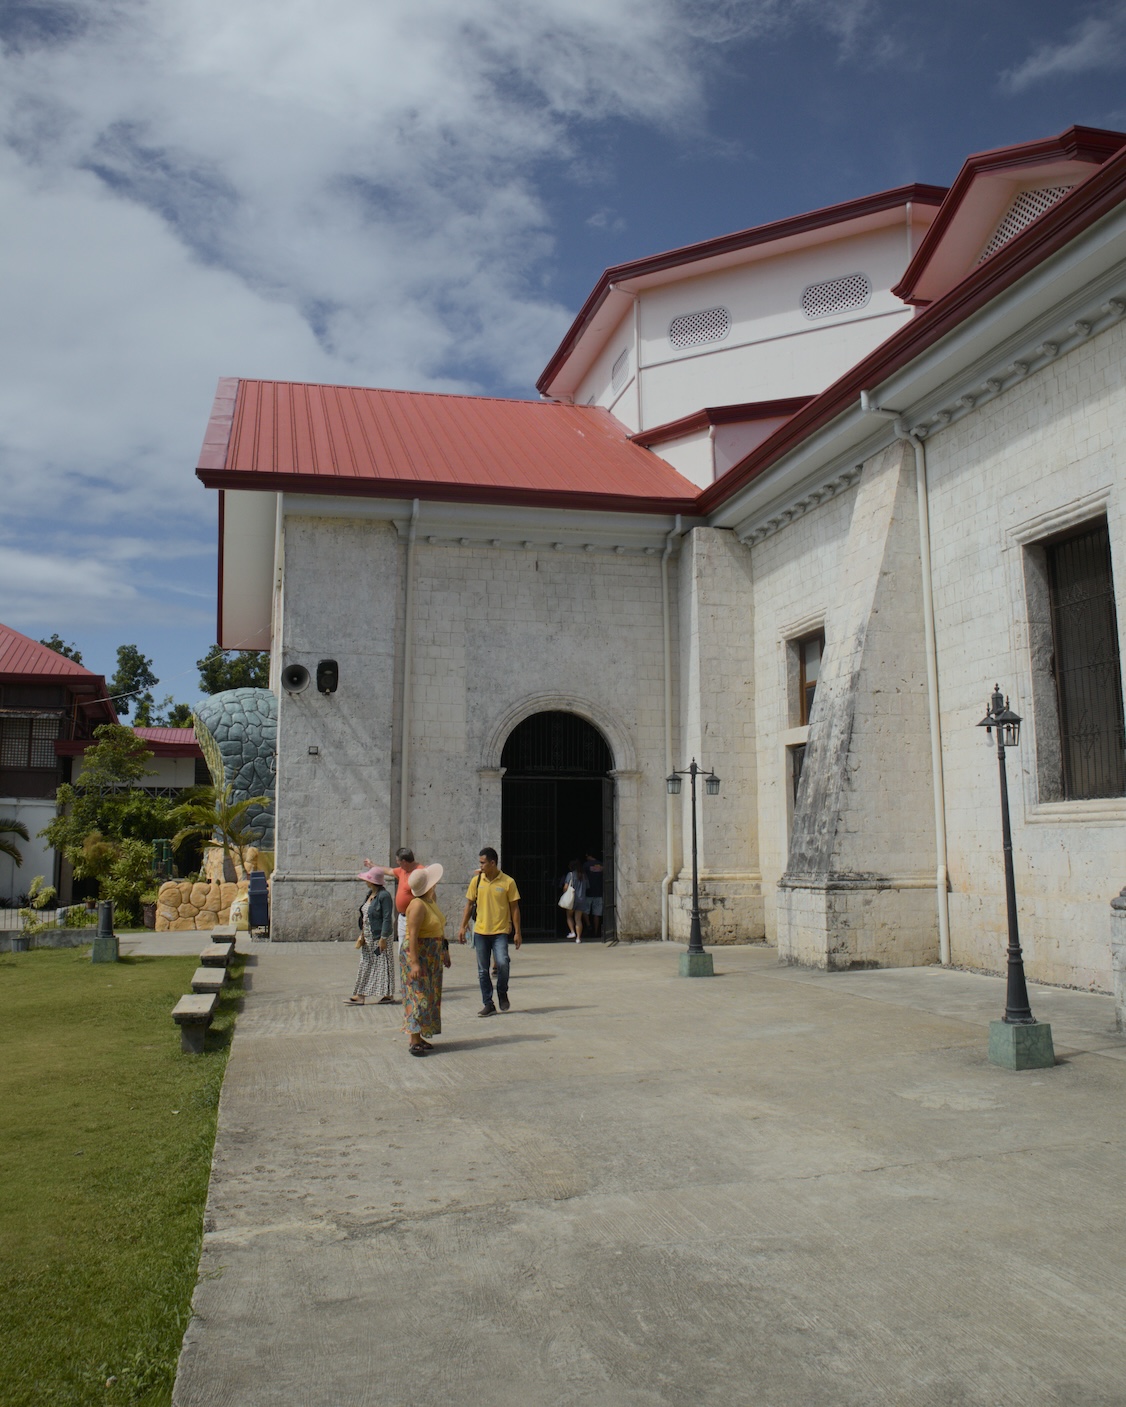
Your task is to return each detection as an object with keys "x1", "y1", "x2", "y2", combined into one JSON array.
[
  {"x1": 357, "y1": 864, "x2": 387, "y2": 885},
  {"x1": 408, "y1": 863, "x2": 444, "y2": 896}
]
